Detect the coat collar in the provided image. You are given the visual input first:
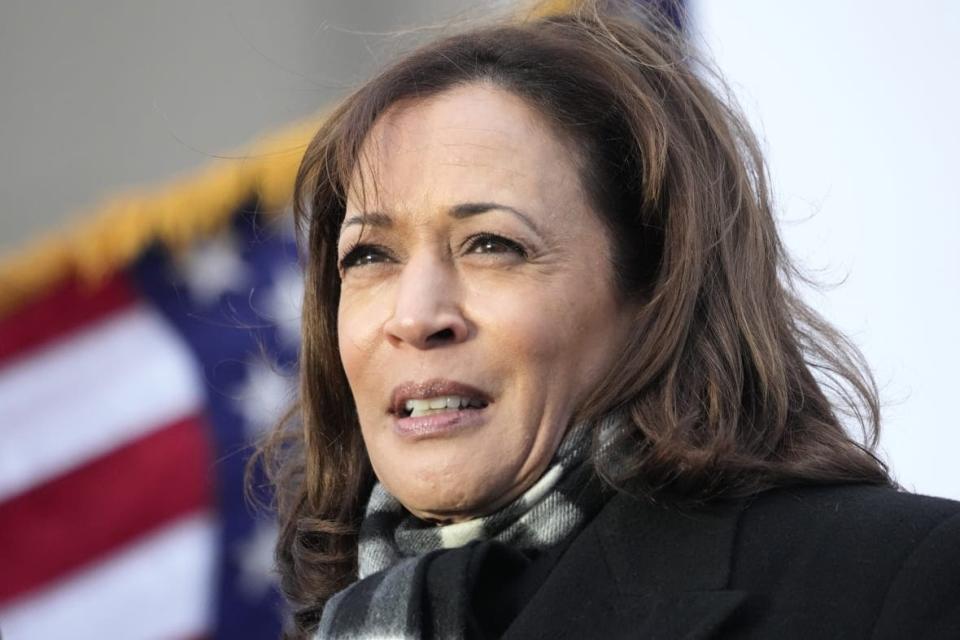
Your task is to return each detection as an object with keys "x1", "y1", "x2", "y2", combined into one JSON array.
[{"x1": 504, "y1": 489, "x2": 749, "y2": 639}]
